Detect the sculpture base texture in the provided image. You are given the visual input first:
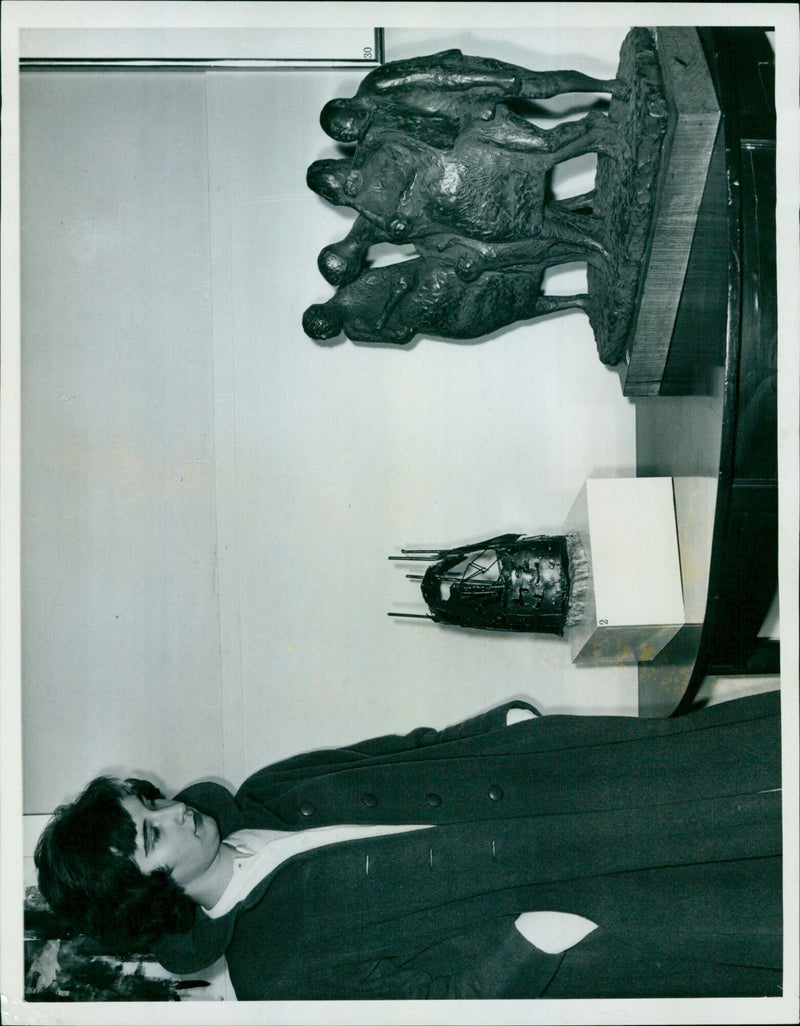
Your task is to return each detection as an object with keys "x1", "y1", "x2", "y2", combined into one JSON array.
[
  {"x1": 587, "y1": 29, "x2": 669, "y2": 363},
  {"x1": 304, "y1": 31, "x2": 669, "y2": 365}
]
